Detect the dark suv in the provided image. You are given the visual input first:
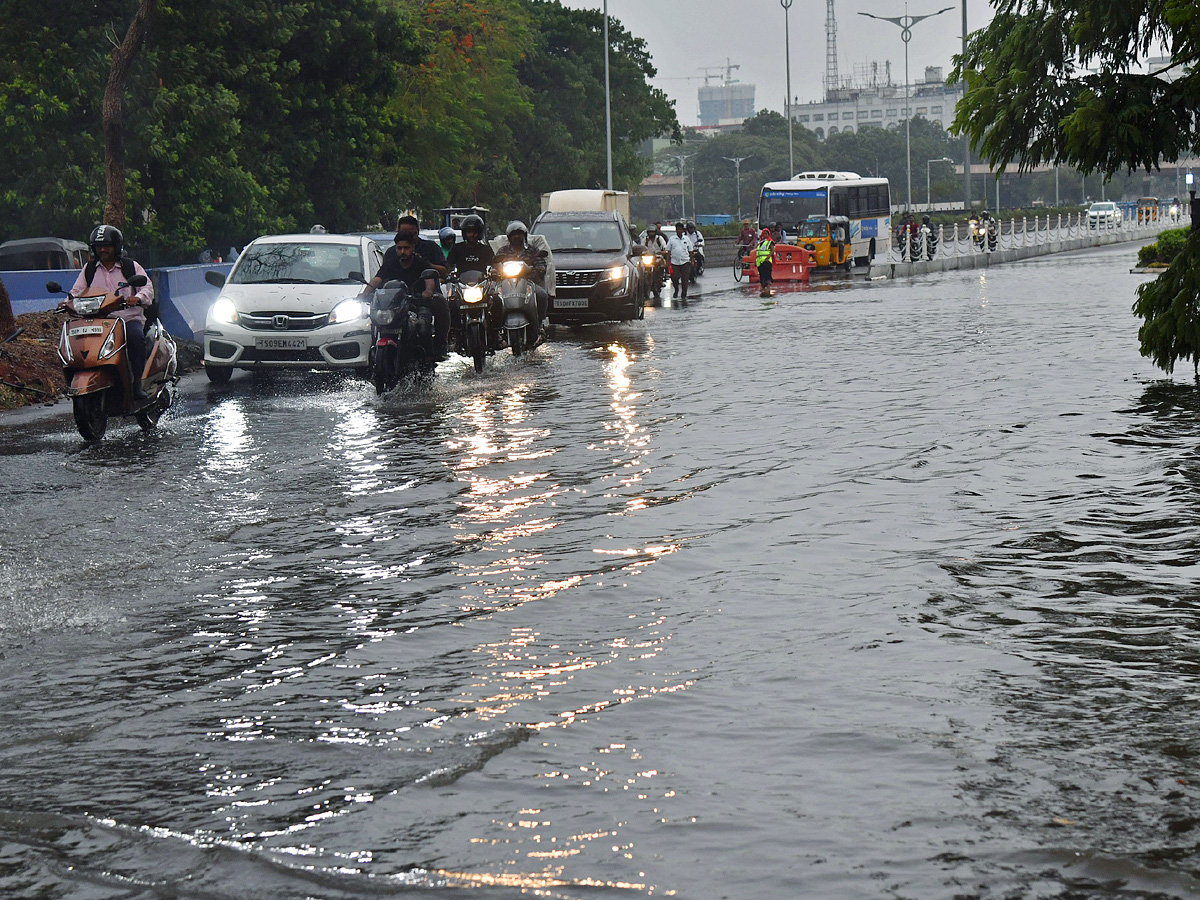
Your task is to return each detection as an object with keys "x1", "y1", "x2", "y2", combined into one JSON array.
[{"x1": 531, "y1": 211, "x2": 645, "y2": 325}]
